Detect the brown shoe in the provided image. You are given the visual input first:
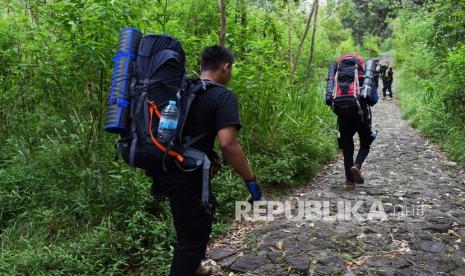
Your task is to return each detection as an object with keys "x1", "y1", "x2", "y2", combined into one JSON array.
[
  {"x1": 345, "y1": 180, "x2": 355, "y2": 188},
  {"x1": 350, "y1": 165, "x2": 364, "y2": 184},
  {"x1": 195, "y1": 264, "x2": 212, "y2": 276}
]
